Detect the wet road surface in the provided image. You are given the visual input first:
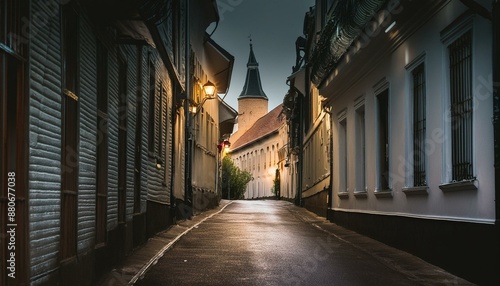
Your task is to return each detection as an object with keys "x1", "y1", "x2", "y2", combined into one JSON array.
[{"x1": 135, "y1": 200, "x2": 460, "y2": 286}]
